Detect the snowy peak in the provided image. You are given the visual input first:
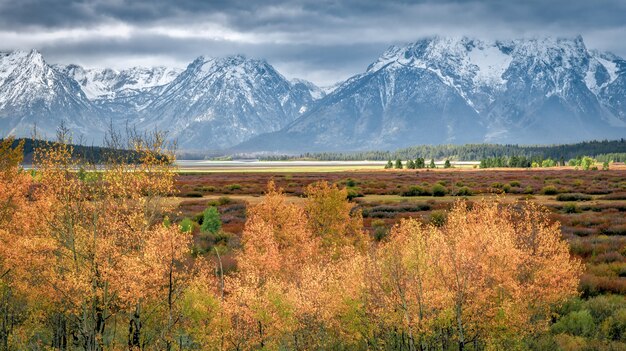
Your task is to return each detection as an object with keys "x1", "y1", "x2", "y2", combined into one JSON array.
[
  {"x1": 0, "y1": 49, "x2": 100, "y2": 141},
  {"x1": 239, "y1": 35, "x2": 626, "y2": 152},
  {"x1": 369, "y1": 36, "x2": 593, "y2": 86},
  {"x1": 140, "y1": 54, "x2": 322, "y2": 149},
  {"x1": 59, "y1": 64, "x2": 182, "y2": 100}
]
